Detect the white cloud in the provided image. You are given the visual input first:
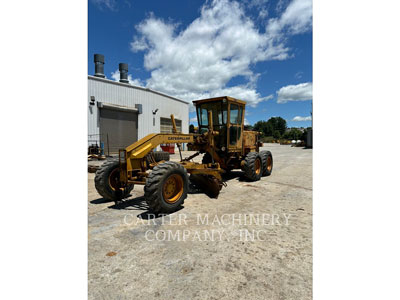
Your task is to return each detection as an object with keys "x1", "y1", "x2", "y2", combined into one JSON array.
[
  {"x1": 245, "y1": 0, "x2": 269, "y2": 20},
  {"x1": 244, "y1": 118, "x2": 250, "y2": 125},
  {"x1": 247, "y1": 0, "x2": 269, "y2": 8},
  {"x1": 189, "y1": 117, "x2": 198, "y2": 123},
  {"x1": 294, "y1": 71, "x2": 303, "y2": 79},
  {"x1": 90, "y1": 0, "x2": 117, "y2": 11},
  {"x1": 292, "y1": 116, "x2": 311, "y2": 121},
  {"x1": 277, "y1": 82, "x2": 312, "y2": 103},
  {"x1": 267, "y1": 0, "x2": 312, "y2": 36},
  {"x1": 111, "y1": 70, "x2": 145, "y2": 87},
  {"x1": 258, "y1": 8, "x2": 269, "y2": 20},
  {"x1": 276, "y1": 0, "x2": 289, "y2": 13},
  {"x1": 130, "y1": 0, "x2": 312, "y2": 107},
  {"x1": 178, "y1": 86, "x2": 273, "y2": 108}
]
